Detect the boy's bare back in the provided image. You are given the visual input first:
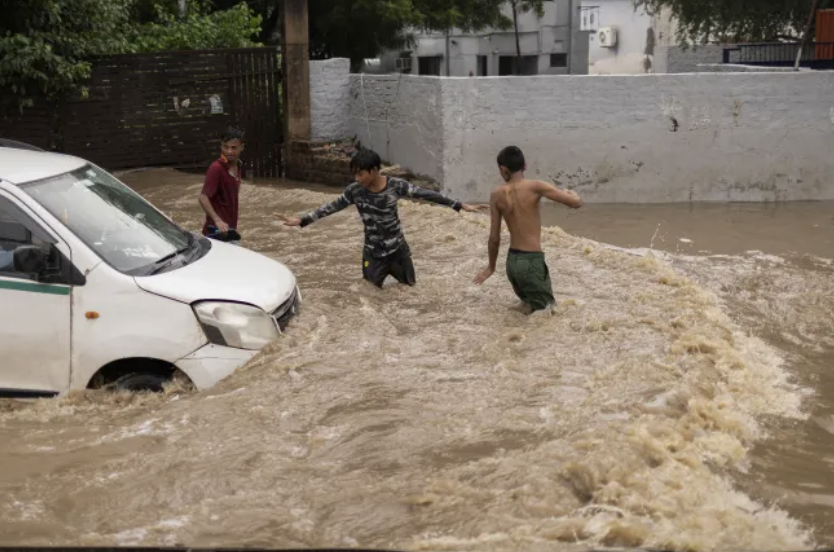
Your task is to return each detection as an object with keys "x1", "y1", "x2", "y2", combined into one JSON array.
[
  {"x1": 492, "y1": 179, "x2": 582, "y2": 252},
  {"x1": 474, "y1": 145, "x2": 582, "y2": 291}
]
